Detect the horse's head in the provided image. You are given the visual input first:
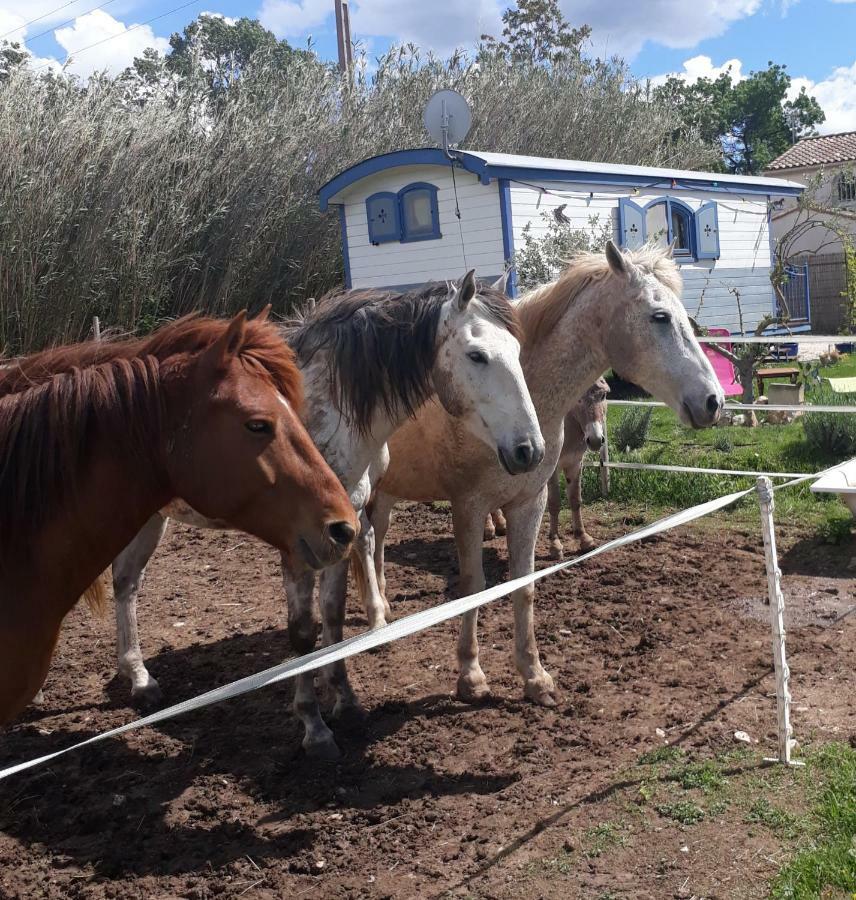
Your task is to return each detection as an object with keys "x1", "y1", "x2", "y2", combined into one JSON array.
[
  {"x1": 571, "y1": 378, "x2": 609, "y2": 452},
  {"x1": 163, "y1": 312, "x2": 357, "y2": 573},
  {"x1": 602, "y1": 241, "x2": 723, "y2": 429},
  {"x1": 433, "y1": 271, "x2": 544, "y2": 475}
]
